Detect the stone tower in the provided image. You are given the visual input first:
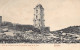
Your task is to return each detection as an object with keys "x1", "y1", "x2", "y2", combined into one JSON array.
[{"x1": 33, "y1": 4, "x2": 45, "y2": 31}]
